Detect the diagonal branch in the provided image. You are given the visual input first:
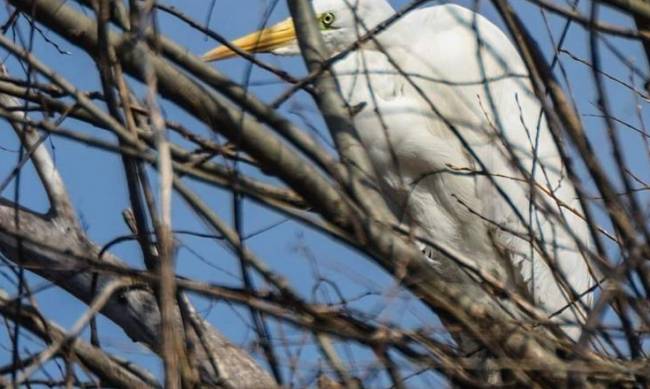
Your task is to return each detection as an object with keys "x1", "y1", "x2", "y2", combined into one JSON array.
[
  {"x1": 287, "y1": 0, "x2": 394, "y2": 222},
  {"x1": 0, "y1": 65, "x2": 74, "y2": 219},
  {"x1": 0, "y1": 288, "x2": 159, "y2": 388},
  {"x1": 0, "y1": 198, "x2": 277, "y2": 387}
]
